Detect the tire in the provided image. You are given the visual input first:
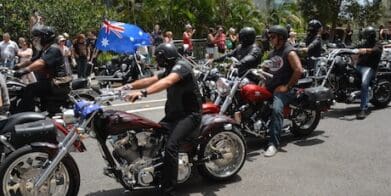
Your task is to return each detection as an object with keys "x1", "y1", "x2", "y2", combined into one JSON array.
[
  {"x1": 291, "y1": 108, "x2": 321, "y2": 137},
  {"x1": 0, "y1": 145, "x2": 80, "y2": 196},
  {"x1": 198, "y1": 127, "x2": 246, "y2": 181},
  {"x1": 370, "y1": 79, "x2": 391, "y2": 108},
  {"x1": 97, "y1": 70, "x2": 110, "y2": 88}
]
